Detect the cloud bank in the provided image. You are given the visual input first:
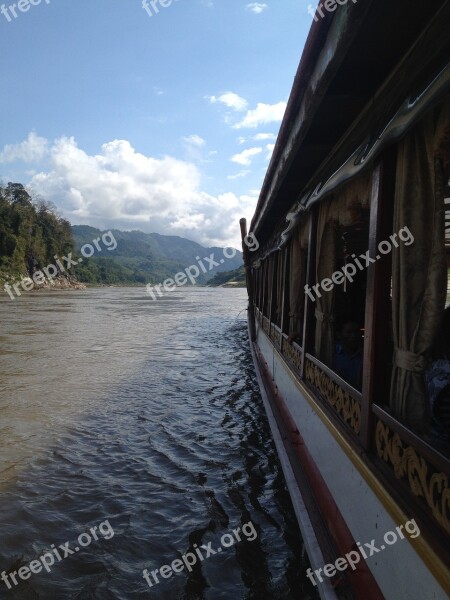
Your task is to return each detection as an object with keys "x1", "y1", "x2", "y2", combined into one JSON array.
[{"x1": 2, "y1": 134, "x2": 257, "y2": 248}]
